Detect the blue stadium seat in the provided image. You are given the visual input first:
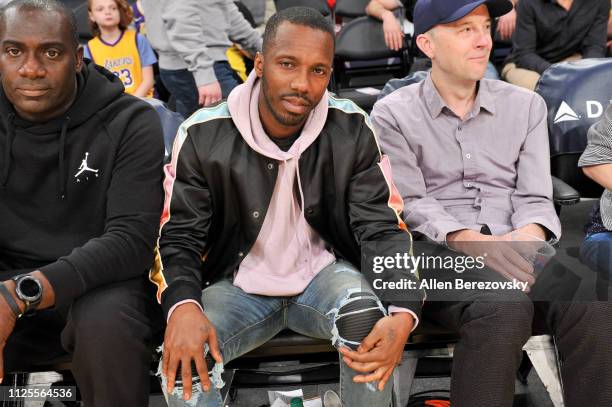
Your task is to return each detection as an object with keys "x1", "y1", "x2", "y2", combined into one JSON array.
[{"x1": 536, "y1": 58, "x2": 612, "y2": 204}]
